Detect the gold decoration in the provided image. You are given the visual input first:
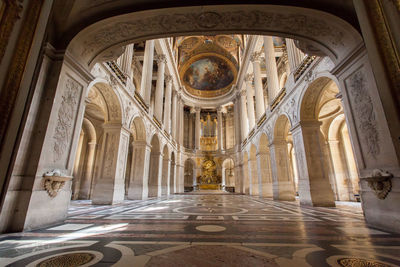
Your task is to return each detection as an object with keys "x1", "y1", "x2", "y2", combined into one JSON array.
[
  {"x1": 179, "y1": 52, "x2": 237, "y2": 98},
  {"x1": 37, "y1": 252, "x2": 95, "y2": 267},
  {"x1": 198, "y1": 154, "x2": 221, "y2": 187},
  {"x1": 337, "y1": 258, "x2": 391, "y2": 267}
]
